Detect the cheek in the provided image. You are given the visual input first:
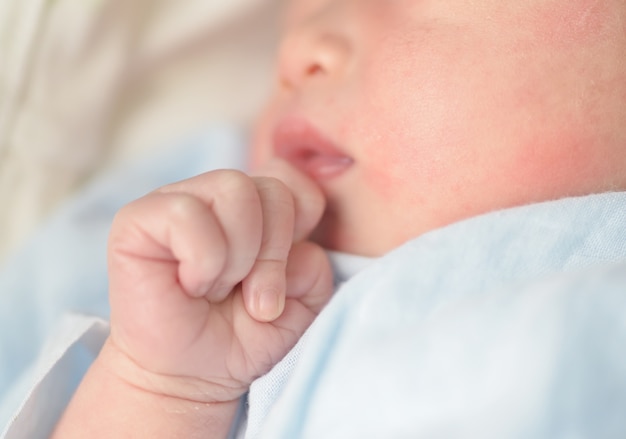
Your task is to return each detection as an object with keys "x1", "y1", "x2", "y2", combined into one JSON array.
[
  {"x1": 527, "y1": 0, "x2": 613, "y2": 48},
  {"x1": 358, "y1": 120, "x2": 471, "y2": 209},
  {"x1": 349, "y1": 8, "x2": 615, "y2": 220},
  {"x1": 356, "y1": 83, "x2": 604, "y2": 222},
  {"x1": 500, "y1": 129, "x2": 608, "y2": 202},
  {"x1": 354, "y1": 57, "x2": 478, "y2": 202}
]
